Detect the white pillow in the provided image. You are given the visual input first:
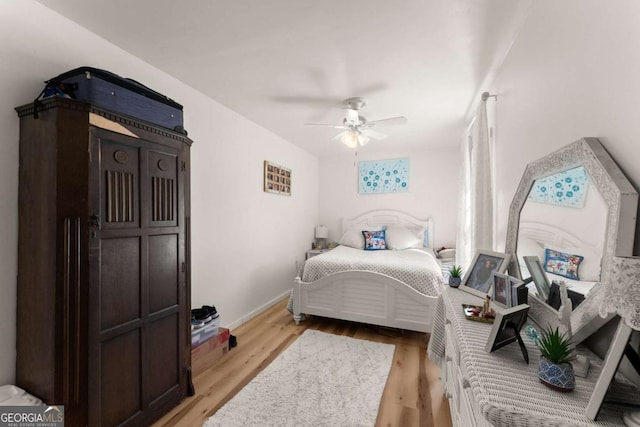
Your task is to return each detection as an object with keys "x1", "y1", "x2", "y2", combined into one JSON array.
[
  {"x1": 339, "y1": 225, "x2": 384, "y2": 249},
  {"x1": 386, "y1": 226, "x2": 423, "y2": 250},
  {"x1": 517, "y1": 237, "x2": 545, "y2": 261}
]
